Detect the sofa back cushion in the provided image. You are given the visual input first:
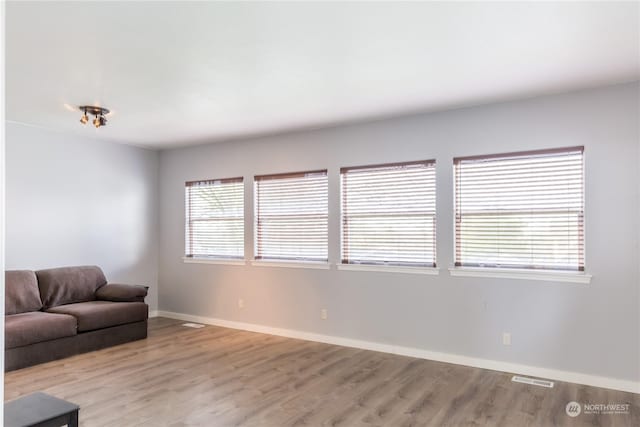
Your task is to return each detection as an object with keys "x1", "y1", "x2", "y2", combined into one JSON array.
[
  {"x1": 5, "y1": 270, "x2": 43, "y2": 315},
  {"x1": 37, "y1": 265, "x2": 107, "y2": 309}
]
